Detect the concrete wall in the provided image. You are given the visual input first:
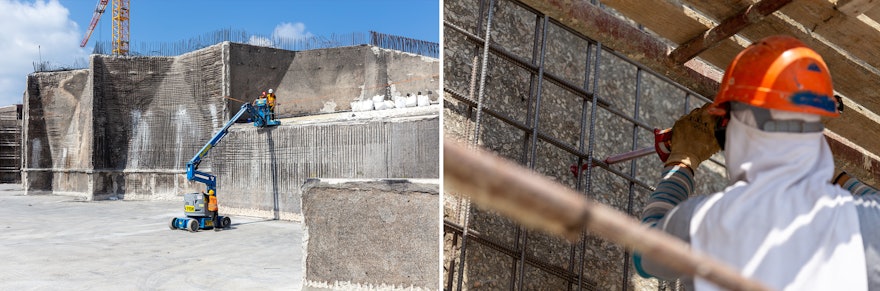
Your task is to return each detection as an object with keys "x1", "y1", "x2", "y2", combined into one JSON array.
[
  {"x1": 229, "y1": 44, "x2": 440, "y2": 118},
  {"x1": 214, "y1": 107, "x2": 440, "y2": 220},
  {"x1": 22, "y1": 42, "x2": 439, "y2": 207},
  {"x1": 301, "y1": 178, "x2": 439, "y2": 290},
  {"x1": 23, "y1": 69, "x2": 93, "y2": 196},
  {"x1": 89, "y1": 45, "x2": 226, "y2": 199}
]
